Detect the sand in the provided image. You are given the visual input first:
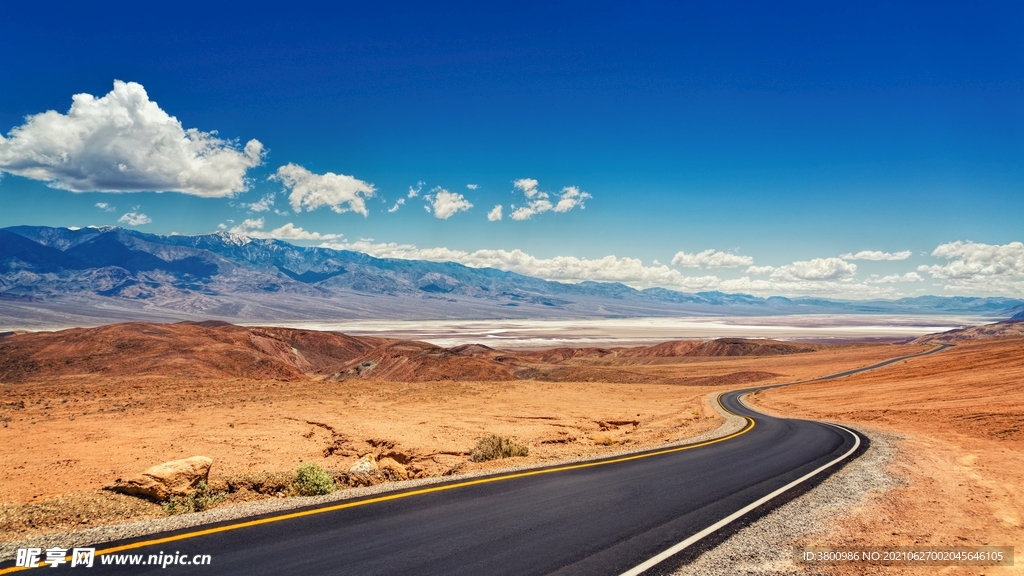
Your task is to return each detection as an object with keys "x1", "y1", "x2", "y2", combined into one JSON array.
[
  {"x1": 0, "y1": 336, "x2": 916, "y2": 542},
  {"x1": 754, "y1": 336, "x2": 1024, "y2": 575}
]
